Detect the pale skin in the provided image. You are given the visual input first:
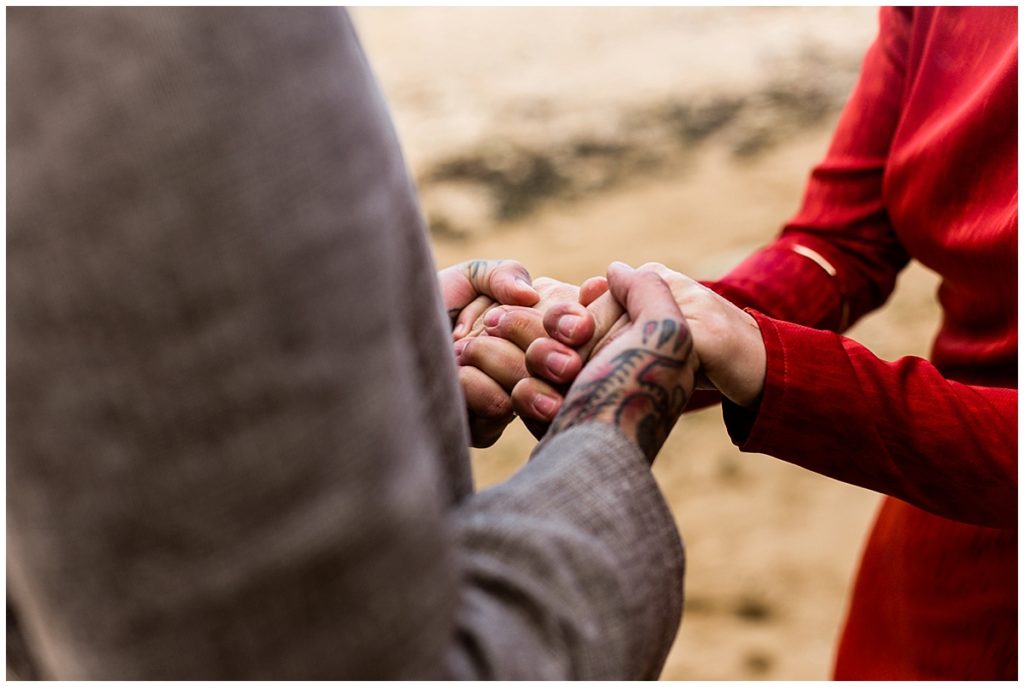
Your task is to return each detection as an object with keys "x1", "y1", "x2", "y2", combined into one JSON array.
[
  {"x1": 452, "y1": 276, "x2": 599, "y2": 443},
  {"x1": 539, "y1": 263, "x2": 698, "y2": 463},
  {"x1": 445, "y1": 260, "x2": 767, "y2": 445},
  {"x1": 437, "y1": 259, "x2": 540, "y2": 446},
  {"x1": 440, "y1": 259, "x2": 604, "y2": 445},
  {"x1": 439, "y1": 260, "x2": 699, "y2": 454}
]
